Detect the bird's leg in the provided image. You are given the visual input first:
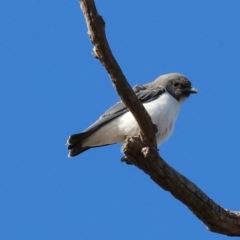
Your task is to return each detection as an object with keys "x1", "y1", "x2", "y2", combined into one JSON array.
[
  {"x1": 152, "y1": 123, "x2": 158, "y2": 133},
  {"x1": 152, "y1": 123, "x2": 160, "y2": 151}
]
